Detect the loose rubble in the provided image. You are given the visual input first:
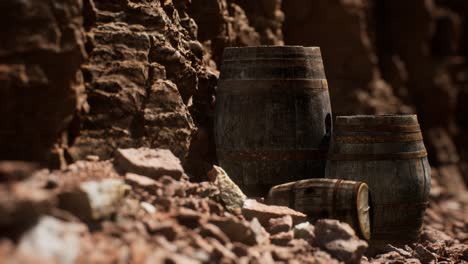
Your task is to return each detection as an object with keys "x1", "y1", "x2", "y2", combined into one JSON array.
[{"x1": 0, "y1": 147, "x2": 464, "y2": 263}]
